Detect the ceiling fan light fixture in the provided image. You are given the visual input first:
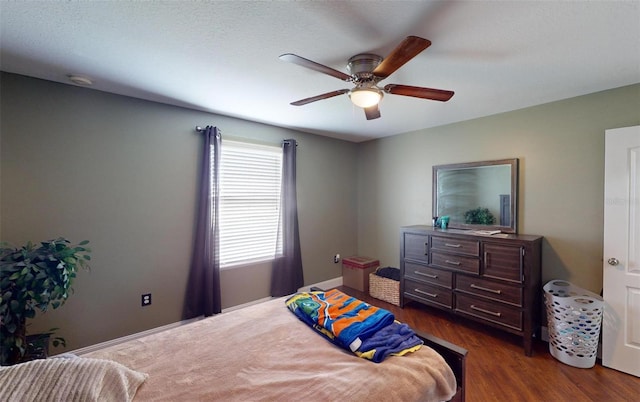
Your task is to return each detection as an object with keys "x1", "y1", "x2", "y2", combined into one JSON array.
[
  {"x1": 281, "y1": 36, "x2": 452, "y2": 118},
  {"x1": 349, "y1": 86, "x2": 383, "y2": 108}
]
